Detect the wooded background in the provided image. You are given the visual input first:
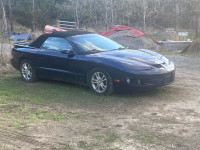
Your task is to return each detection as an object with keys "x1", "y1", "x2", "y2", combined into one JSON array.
[{"x1": 0, "y1": 0, "x2": 200, "y2": 33}]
